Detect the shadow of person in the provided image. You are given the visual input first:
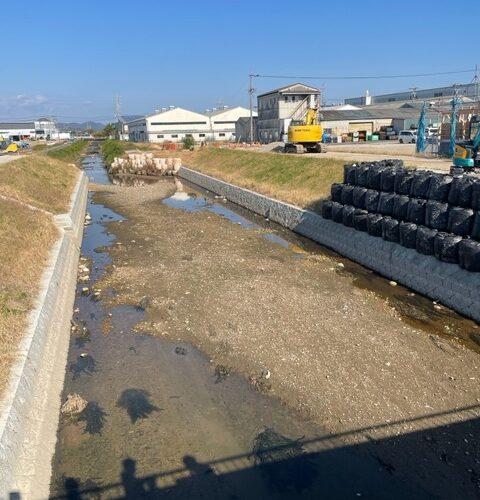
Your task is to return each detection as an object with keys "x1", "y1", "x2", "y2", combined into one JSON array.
[
  {"x1": 121, "y1": 458, "x2": 149, "y2": 499},
  {"x1": 175, "y1": 455, "x2": 218, "y2": 499}
]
